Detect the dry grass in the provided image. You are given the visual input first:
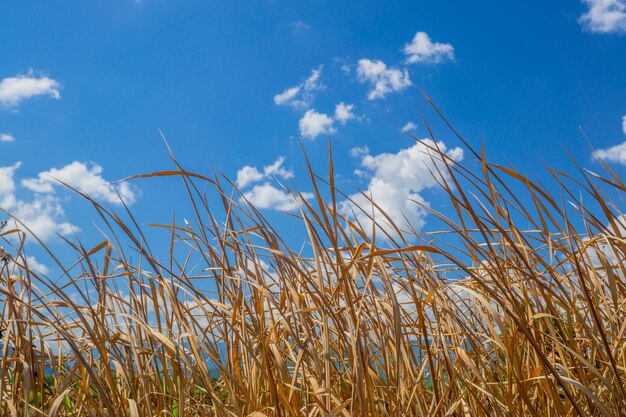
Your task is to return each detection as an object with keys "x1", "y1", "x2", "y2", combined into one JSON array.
[{"x1": 1, "y1": 116, "x2": 626, "y2": 416}]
